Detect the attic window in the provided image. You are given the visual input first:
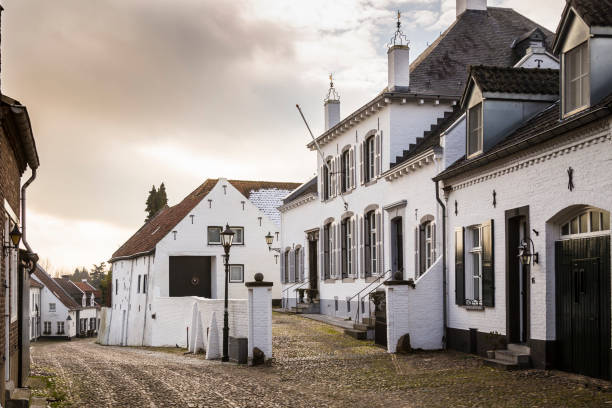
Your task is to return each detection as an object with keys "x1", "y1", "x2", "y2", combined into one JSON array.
[
  {"x1": 151, "y1": 226, "x2": 160, "y2": 235},
  {"x1": 467, "y1": 103, "x2": 483, "y2": 158},
  {"x1": 563, "y1": 42, "x2": 589, "y2": 116}
]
